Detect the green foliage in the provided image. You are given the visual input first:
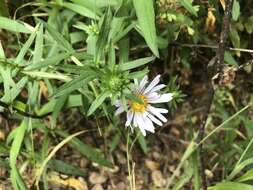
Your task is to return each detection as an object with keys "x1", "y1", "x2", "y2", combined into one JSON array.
[
  {"x1": 0, "y1": 0, "x2": 253, "y2": 189},
  {"x1": 133, "y1": 0, "x2": 159, "y2": 57}
]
